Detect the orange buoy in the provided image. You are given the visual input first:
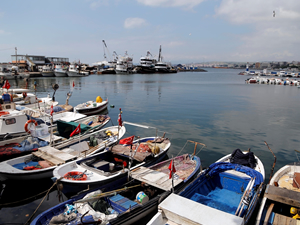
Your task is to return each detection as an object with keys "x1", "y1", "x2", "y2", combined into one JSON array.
[{"x1": 24, "y1": 119, "x2": 38, "y2": 133}]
